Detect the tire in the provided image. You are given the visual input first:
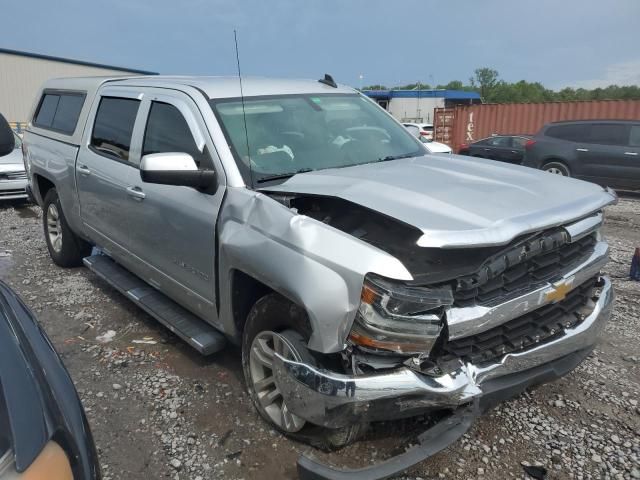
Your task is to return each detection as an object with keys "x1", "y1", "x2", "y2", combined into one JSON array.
[
  {"x1": 242, "y1": 293, "x2": 363, "y2": 450},
  {"x1": 542, "y1": 161, "x2": 571, "y2": 177},
  {"x1": 42, "y1": 189, "x2": 91, "y2": 267}
]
